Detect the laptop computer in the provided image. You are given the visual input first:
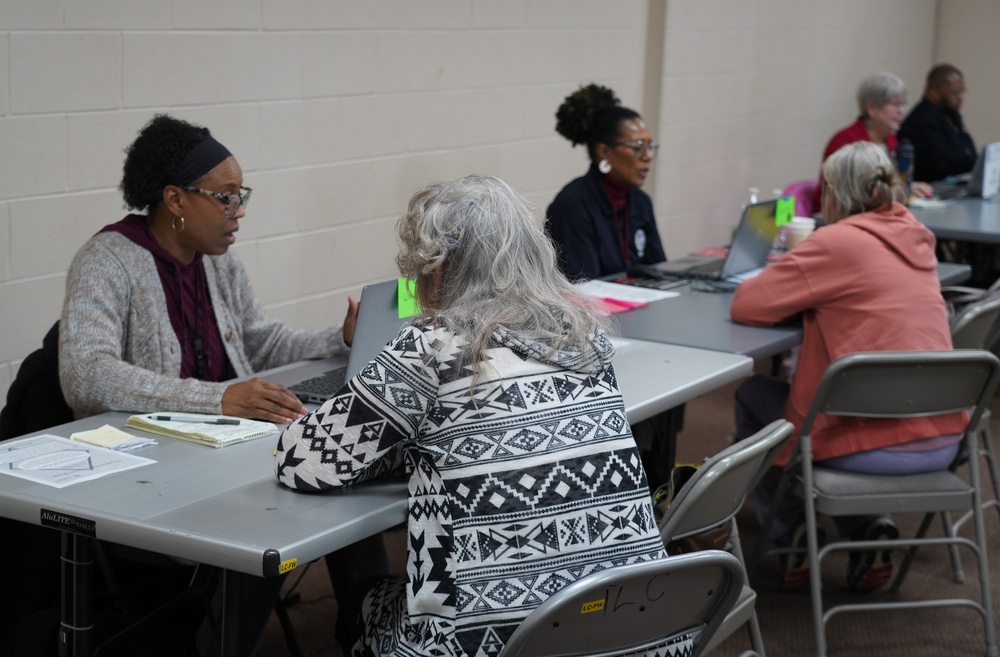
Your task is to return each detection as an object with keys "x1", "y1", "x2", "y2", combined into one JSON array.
[
  {"x1": 932, "y1": 141, "x2": 1000, "y2": 200},
  {"x1": 651, "y1": 199, "x2": 780, "y2": 282},
  {"x1": 966, "y1": 141, "x2": 1000, "y2": 200},
  {"x1": 287, "y1": 280, "x2": 410, "y2": 405}
]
